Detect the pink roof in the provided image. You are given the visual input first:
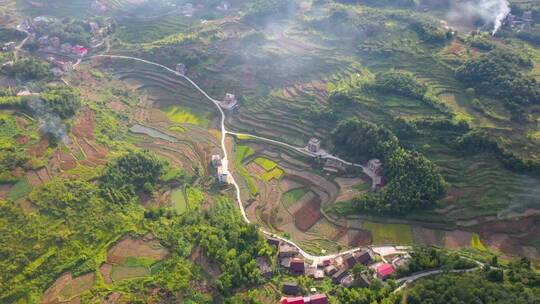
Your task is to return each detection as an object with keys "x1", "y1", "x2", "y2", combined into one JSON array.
[
  {"x1": 281, "y1": 297, "x2": 304, "y2": 304},
  {"x1": 71, "y1": 45, "x2": 88, "y2": 54},
  {"x1": 377, "y1": 263, "x2": 394, "y2": 278},
  {"x1": 310, "y1": 294, "x2": 328, "y2": 304}
]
